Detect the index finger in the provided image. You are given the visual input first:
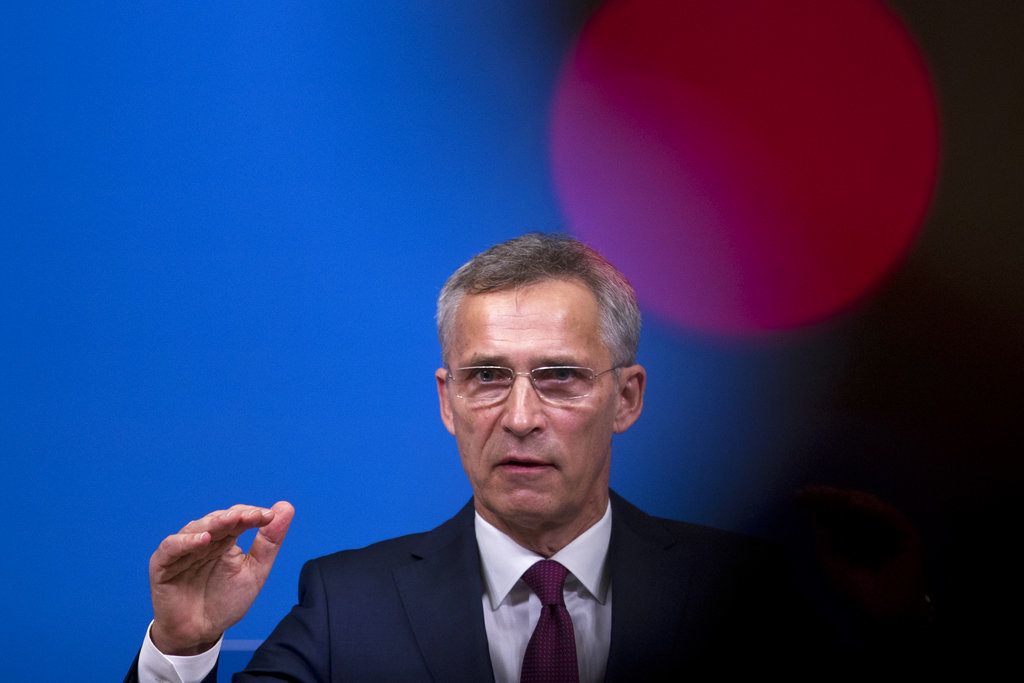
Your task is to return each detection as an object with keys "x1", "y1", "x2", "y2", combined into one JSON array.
[{"x1": 180, "y1": 505, "x2": 276, "y2": 541}]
